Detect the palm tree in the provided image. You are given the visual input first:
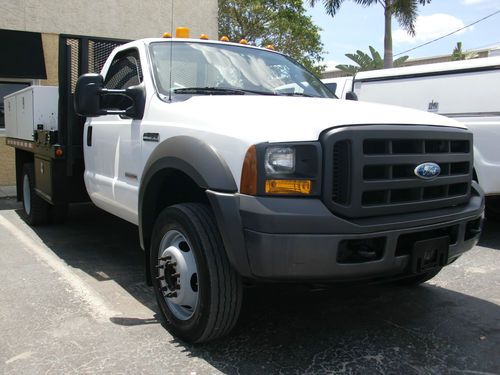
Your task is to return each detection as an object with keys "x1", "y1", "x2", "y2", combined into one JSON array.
[
  {"x1": 451, "y1": 42, "x2": 479, "y2": 61},
  {"x1": 309, "y1": 0, "x2": 431, "y2": 68},
  {"x1": 336, "y1": 45, "x2": 408, "y2": 74}
]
